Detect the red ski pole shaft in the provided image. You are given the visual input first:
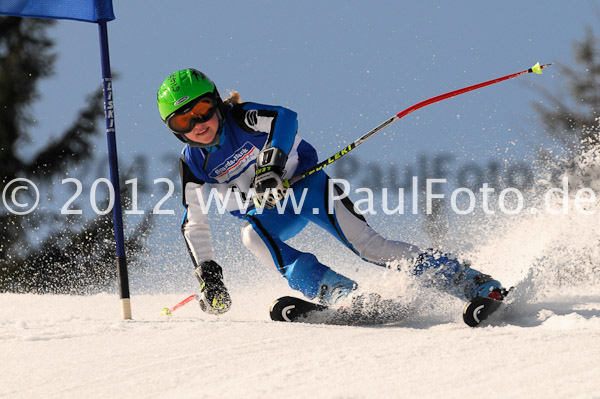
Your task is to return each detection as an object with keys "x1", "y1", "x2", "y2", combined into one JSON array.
[{"x1": 288, "y1": 62, "x2": 551, "y2": 186}]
